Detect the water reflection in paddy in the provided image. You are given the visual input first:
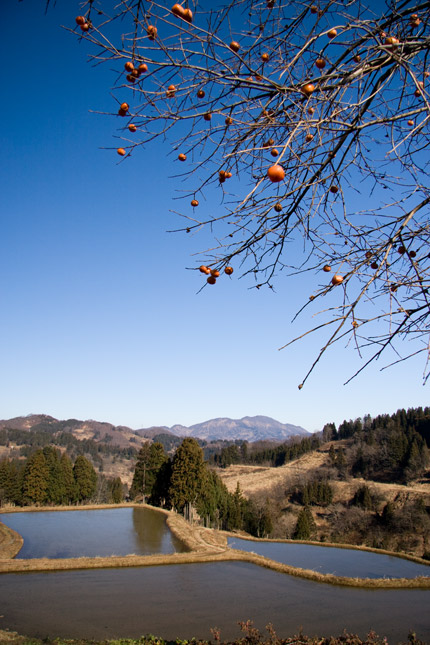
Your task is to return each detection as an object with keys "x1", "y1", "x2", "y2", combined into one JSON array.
[
  {"x1": 228, "y1": 537, "x2": 430, "y2": 579},
  {"x1": 0, "y1": 507, "x2": 187, "y2": 558},
  {"x1": 0, "y1": 562, "x2": 429, "y2": 641}
]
